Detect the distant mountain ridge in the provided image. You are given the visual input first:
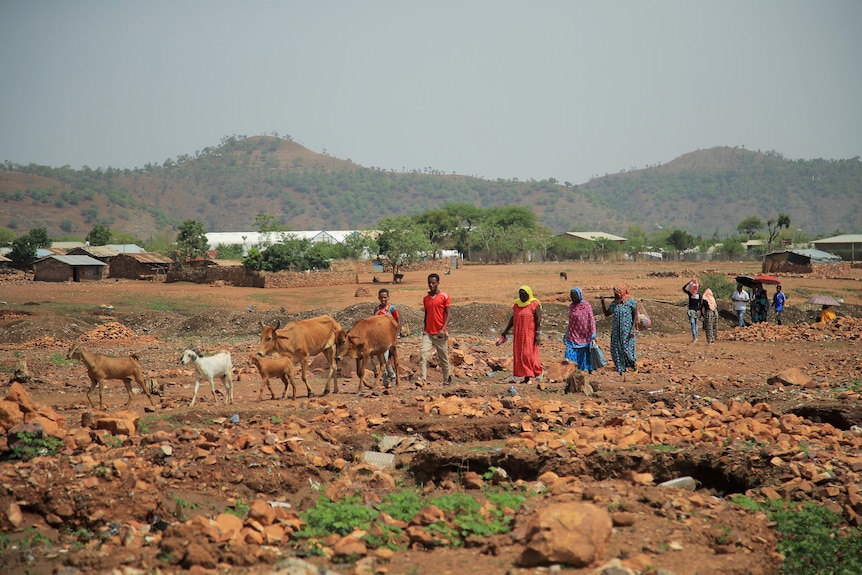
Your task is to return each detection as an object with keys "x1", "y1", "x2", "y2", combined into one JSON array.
[{"x1": 1, "y1": 136, "x2": 859, "y2": 240}]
